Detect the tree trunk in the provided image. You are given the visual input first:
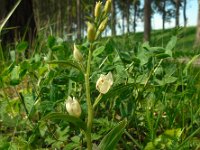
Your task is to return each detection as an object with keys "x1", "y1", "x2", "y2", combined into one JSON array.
[
  {"x1": 195, "y1": 0, "x2": 200, "y2": 46},
  {"x1": 67, "y1": 0, "x2": 73, "y2": 40},
  {"x1": 122, "y1": 11, "x2": 125, "y2": 34},
  {"x1": 175, "y1": 0, "x2": 180, "y2": 27},
  {"x1": 162, "y1": 0, "x2": 166, "y2": 30},
  {"x1": 133, "y1": 1, "x2": 138, "y2": 33},
  {"x1": 32, "y1": 0, "x2": 40, "y2": 30},
  {"x1": 144, "y1": 0, "x2": 152, "y2": 41},
  {"x1": 2, "y1": 0, "x2": 36, "y2": 44},
  {"x1": 111, "y1": 0, "x2": 116, "y2": 36},
  {"x1": 57, "y1": 1, "x2": 61, "y2": 36},
  {"x1": 0, "y1": 0, "x2": 7, "y2": 20},
  {"x1": 183, "y1": 0, "x2": 187, "y2": 27},
  {"x1": 77, "y1": 0, "x2": 81, "y2": 40},
  {"x1": 126, "y1": 0, "x2": 130, "y2": 33}
]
